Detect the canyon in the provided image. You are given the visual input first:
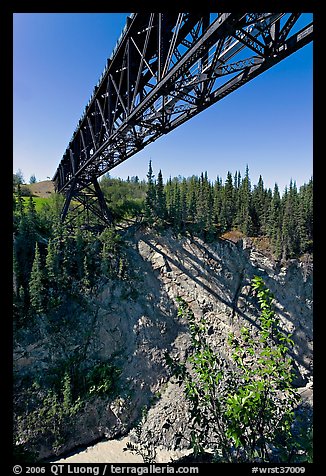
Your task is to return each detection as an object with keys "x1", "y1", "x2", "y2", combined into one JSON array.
[{"x1": 13, "y1": 228, "x2": 313, "y2": 461}]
